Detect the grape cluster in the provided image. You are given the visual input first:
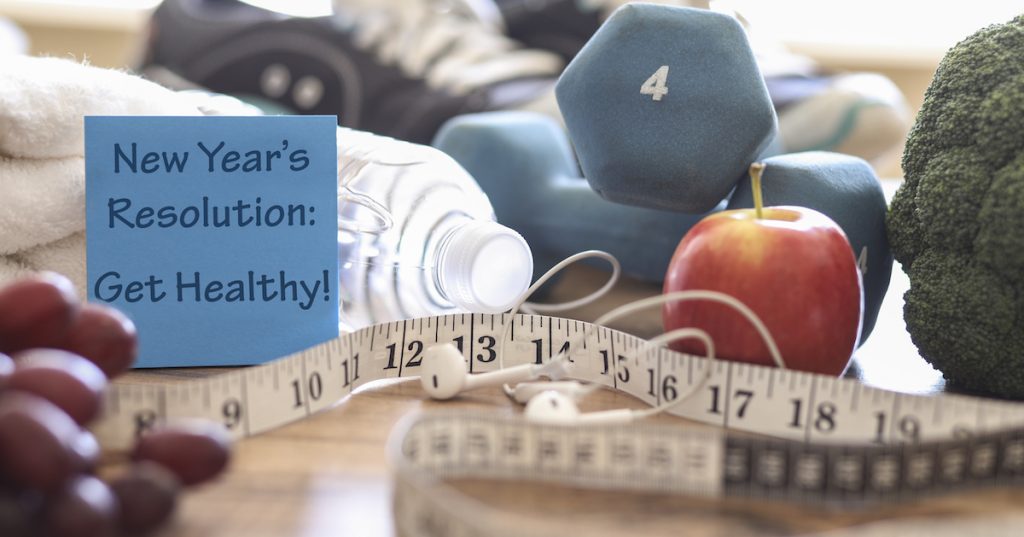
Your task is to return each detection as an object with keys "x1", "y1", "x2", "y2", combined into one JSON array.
[{"x1": 0, "y1": 274, "x2": 232, "y2": 536}]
